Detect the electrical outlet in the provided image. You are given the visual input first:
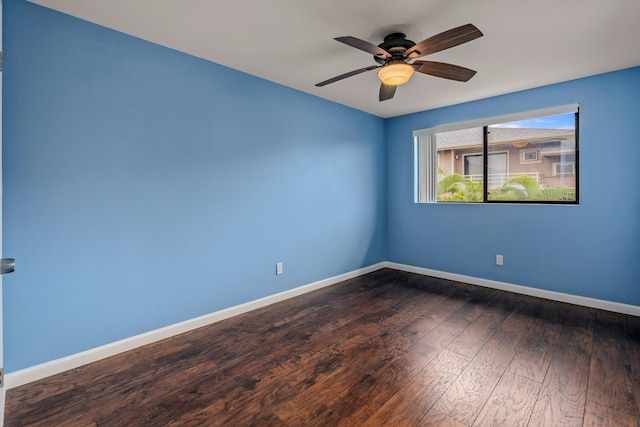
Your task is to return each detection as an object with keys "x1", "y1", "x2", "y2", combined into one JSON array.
[
  {"x1": 496, "y1": 254, "x2": 504, "y2": 266},
  {"x1": 276, "y1": 262, "x2": 283, "y2": 275}
]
